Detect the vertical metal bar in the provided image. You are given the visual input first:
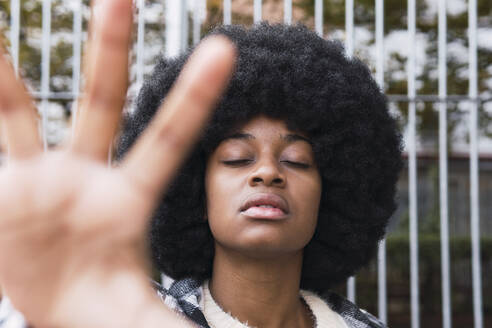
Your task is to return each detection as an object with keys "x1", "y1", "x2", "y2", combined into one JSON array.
[
  {"x1": 165, "y1": 0, "x2": 181, "y2": 58},
  {"x1": 375, "y1": 0, "x2": 384, "y2": 89},
  {"x1": 345, "y1": 0, "x2": 354, "y2": 57},
  {"x1": 223, "y1": 0, "x2": 231, "y2": 25},
  {"x1": 9, "y1": 0, "x2": 20, "y2": 74},
  {"x1": 438, "y1": 0, "x2": 451, "y2": 327},
  {"x1": 377, "y1": 240, "x2": 387, "y2": 324},
  {"x1": 284, "y1": 0, "x2": 292, "y2": 25},
  {"x1": 193, "y1": 0, "x2": 202, "y2": 45},
  {"x1": 347, "y1": 277, "x2": 356, "y2": 303},
  {"x1": 180, "y1": 0, "x2": 188, "y2": 53},
  {"x1": 408, "y1": 0, "x2": 420, "y2": 327},
  {"x1": 345, "y1": 0, "x2": 356, "y2": 304},
  {"x1": 136, "y1": 0, "x2": 146, "y2": 88},
  {"x1": 468, "y1": 0, "x2": 483, "y2": 327},
  {"x1": 315, "y1": 0, "x2": 323, "y2": 36},
  {"x1": 41, "y1": 0, "x2": 52, "y2": 150},
  {"x1": 254, "y1": 0, "x2": 262, "y2": 23},
  {"x1": 72, "y1": 0, "x2": 82, "y2": 134},
  {"x1": 375, "y1": 0, "x2": 386, "y2": 324}
]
